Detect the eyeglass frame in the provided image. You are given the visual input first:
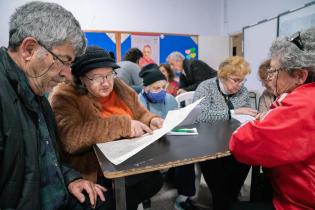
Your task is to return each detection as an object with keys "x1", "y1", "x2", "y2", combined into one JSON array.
[
  {"x1": 84, "y1": 72, "x2": 117, "y2": 83},
  {"x1": 266, "y1": 67, "x2": 286, "y2": 78},
  {"x1": 227, "y1": 76, "x2": 247, "y2": 85},
  {"x1": 288, "y1": 31, "x2": 304, "y2": 51},
  {"x1": 38, "y1": 41, "x2": 72, "y2": 67}
]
